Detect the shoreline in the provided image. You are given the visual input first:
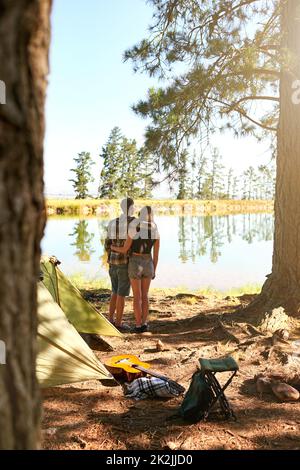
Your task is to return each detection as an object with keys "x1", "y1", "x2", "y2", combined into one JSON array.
[
  {"x1": 46, "y1": 198, "x2": 274, "y2": 217},
  {"x1": 69, "y1": 274, "x2": 262, "y2": 298}
]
